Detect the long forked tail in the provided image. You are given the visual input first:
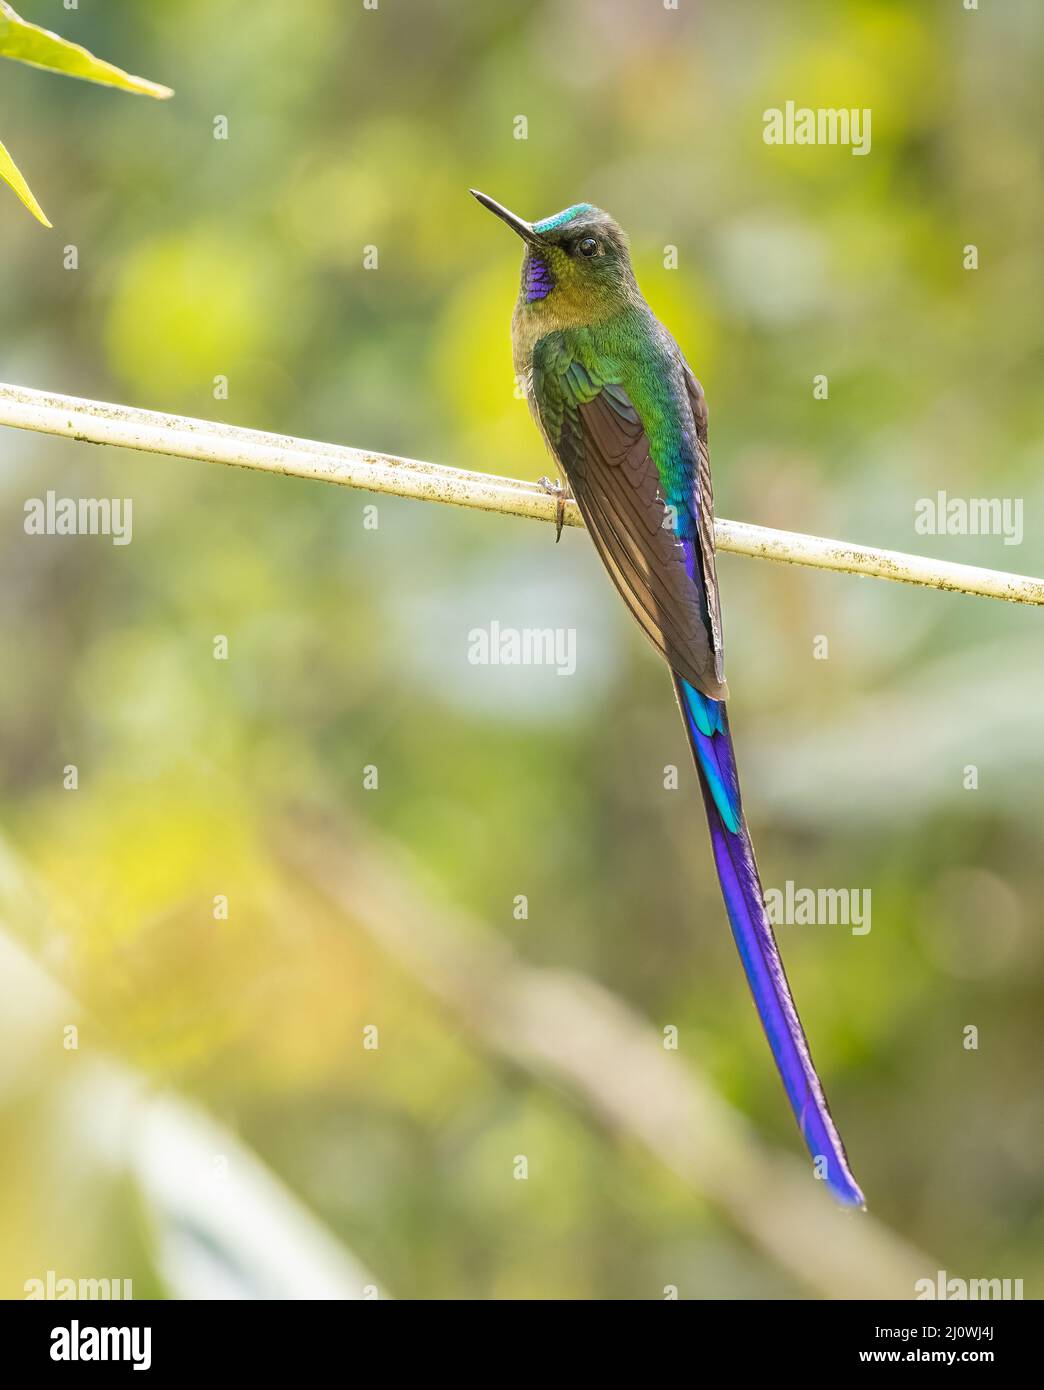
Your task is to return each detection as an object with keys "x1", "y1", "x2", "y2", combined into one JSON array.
[{"x1": 674, "y1": 675, "x2": 865, "y2": 1208}]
